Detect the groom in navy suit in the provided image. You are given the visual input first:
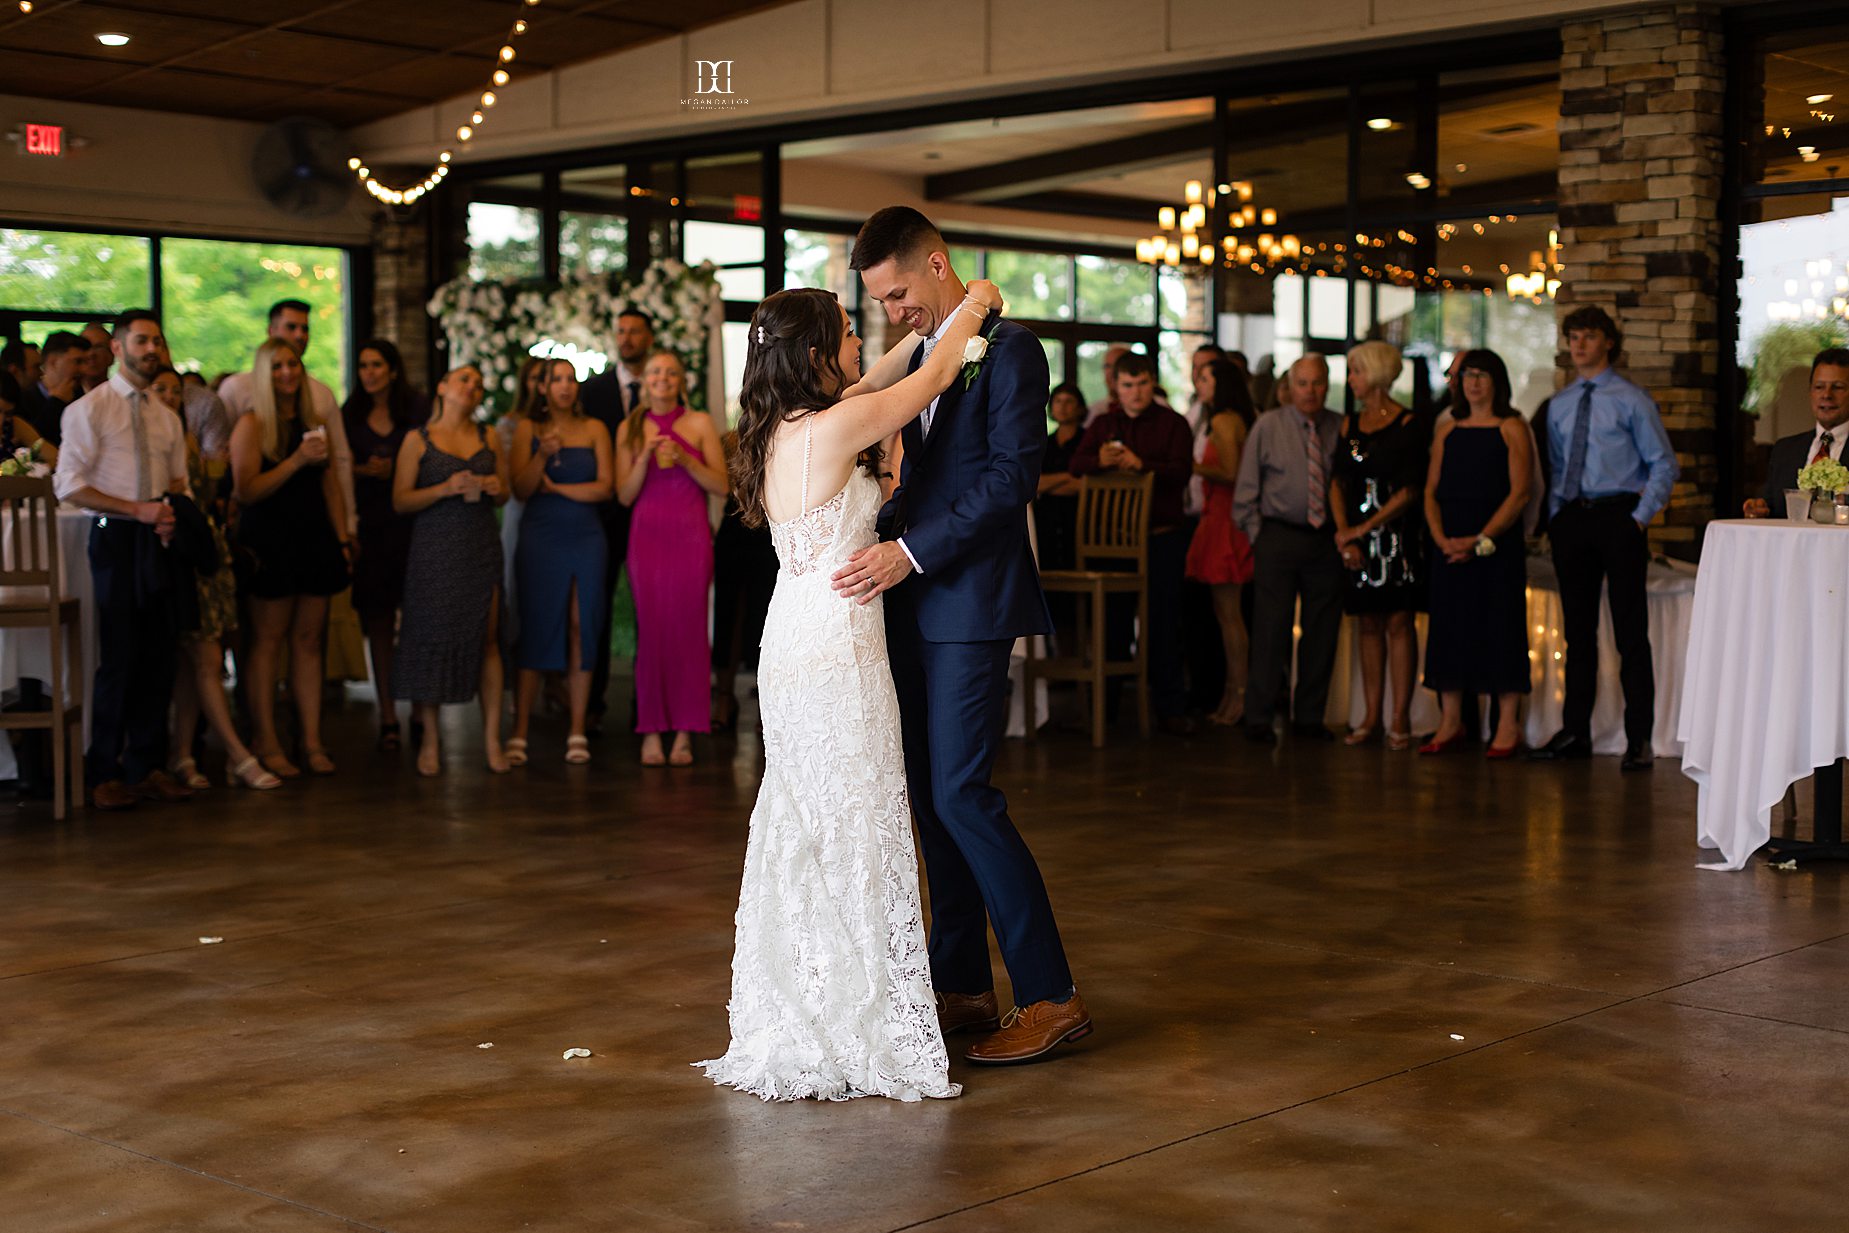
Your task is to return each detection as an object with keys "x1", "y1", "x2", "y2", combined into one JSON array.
[{"x1": 831, "y1": 207, "x2": 1091, "y2": 1064}]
